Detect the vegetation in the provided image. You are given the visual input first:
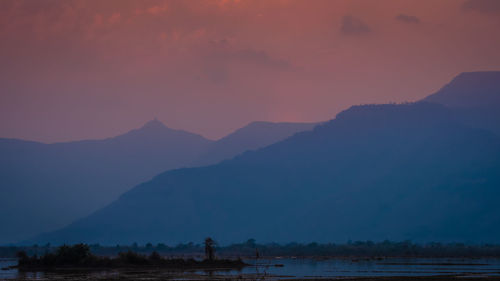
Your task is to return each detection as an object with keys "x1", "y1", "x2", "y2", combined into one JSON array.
[
  {"x1": 204, "y1": 237, "x2": 216, "y2": 261},
  {"x1": 4, "y1": 240, "x2": 500, "y2": 261},
  {"x1": 13, "y1": 243, "x2": 245, "y2": 270}
]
